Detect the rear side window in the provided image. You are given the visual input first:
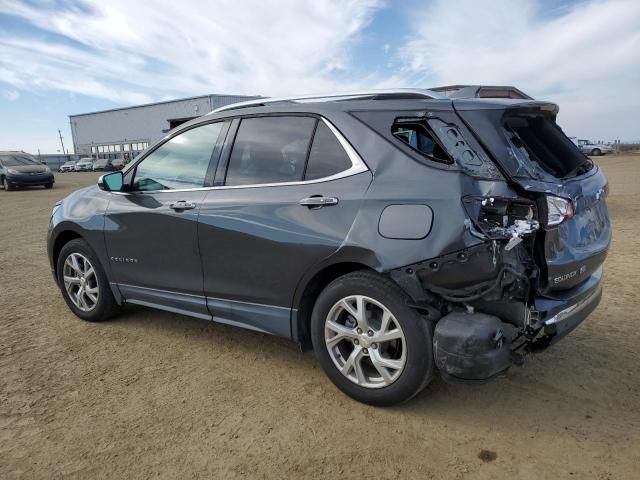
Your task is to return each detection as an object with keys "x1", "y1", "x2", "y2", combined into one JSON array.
[
  {"x1": 225, "y1": 116, "x2": 316, "y2": 186},
  {"x1": 304, "y1": 122, "x2": 352, "y2": 180},
  {"x1": 391, "y1": 123, "x2": 451, "y2": 163}
]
